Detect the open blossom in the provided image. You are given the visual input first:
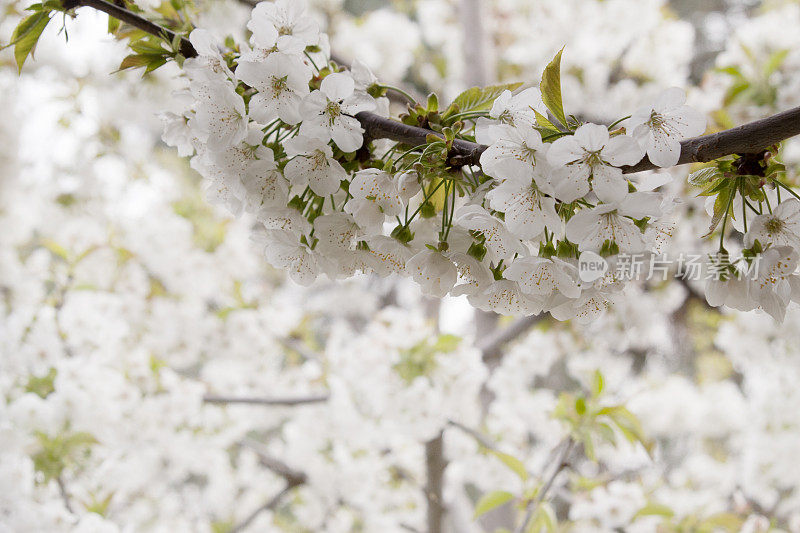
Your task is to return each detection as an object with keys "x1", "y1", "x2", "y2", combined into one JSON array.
[
  {"x1": 313, "y1": 212, "x2": 360, "y2": 253},
  {"x1": 547, "y1": 123, "x2": 644, "y2": 203},
  {"x1": 253, "y1": 228, "x2": 321, "y2": 286},
  {"x1": 406, "y1": 250, "x2": 457, "y2": 297},
  {"x1": 344, "y1": 169, "x2": 404, "y2": 231},
  {"x1": 236, "y1": 52, "x2": 311, "y2": 125},
  {"x1": 300, "y1": 72, "x2": 376, "y2": 153},
  {"x1": 480, "y1": 125, "x2": 544, "y2": 184},
  {"x1": 476, "y1": 87, "x2": 548, "y2": 144},
  {"x1": 455, "y1": 205, "x2": 525, "y2": 264},
  {"x1": 708, "y1": 246, "x2": 800, "y2": 321},
  {"x1": 183, "y1": 29, "x2": 234, "y2": 83},
  {"x1": 448, "y1": 252, "x2": 493, "y2": 297},
  {"x1": 469, "y1": 280, "x2": 543, "y2": 315},
  {"x1": 249, "y1": 0, "x2": 319, "y2": 52},
  {"x1": 283, "y1": 135, "x2": 346, "y2": 195},
  {"x1": 565, "y1": 193, "x2": 661, "y2": 253},
  {"x1": 627, "y1": 87, "x2": 706, "y2": 168},
  {"x1": 189, "y1": 80, "x2": 248, "y2": 151},
  {"x1": 504, "y1": 256, "x2": 581, "y2": 299},
  {"x1": 744, "y1": 198, "x2": 800, "y2": 250},
  {"x1": 486, "y1": 177, "x2": 561, "y2": 240}
]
